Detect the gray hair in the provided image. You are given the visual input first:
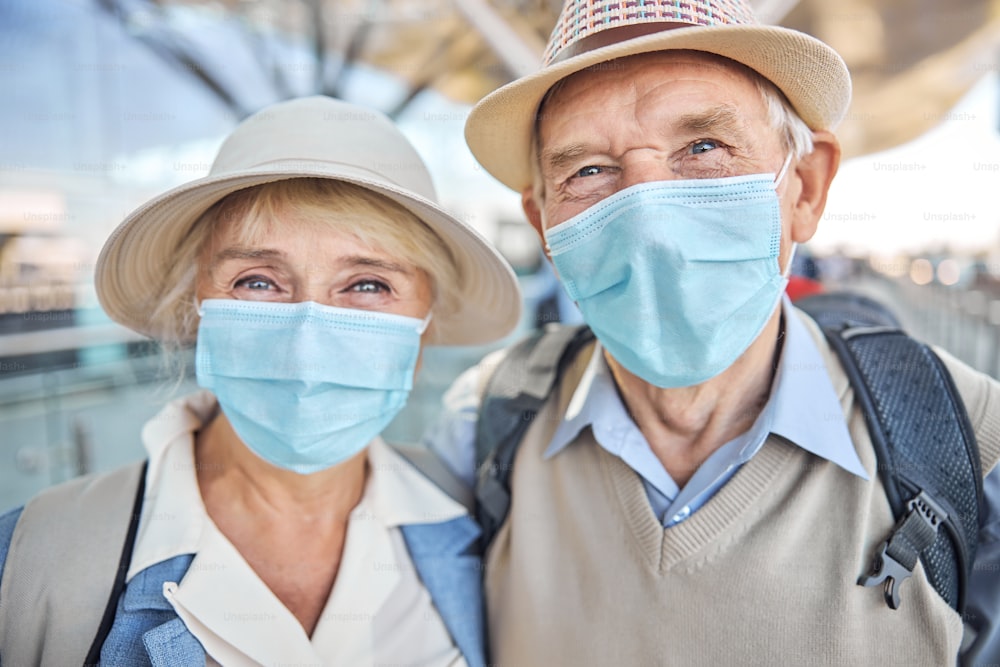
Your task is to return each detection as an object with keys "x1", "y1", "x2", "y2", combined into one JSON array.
[{"x1": 754, "y1": 75, "x2": 814, "y2": 160}]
